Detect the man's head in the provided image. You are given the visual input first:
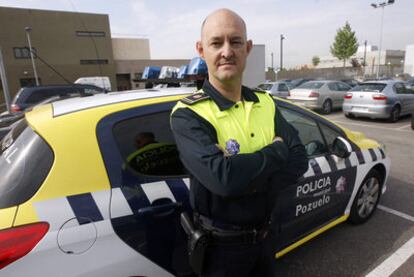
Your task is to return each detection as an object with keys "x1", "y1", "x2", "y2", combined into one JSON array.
[
  {"x1": 196, "y1": 9, "x2": 252, "y2": 87},
  {"x1": 135, "y1": 132, "x2": 155, "y2": 149}
]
